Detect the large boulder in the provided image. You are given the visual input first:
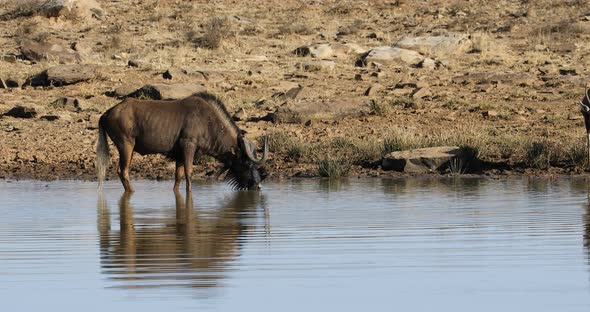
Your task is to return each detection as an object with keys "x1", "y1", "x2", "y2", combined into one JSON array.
[
  {"x1": 25, "y1": 65, "x2": 97, "y2": 87},
  {"x1": 394, "y1": 34, "x2": 473, "y2": 57},
  {"x1": 381, "y1": 146, "x2": 475, "y2": 173},
  {"x1": 357, "y1": 46, "x2": 424, "y2": 67},
  {"x1": 263, "y1": 99, "x2": 366, "y2": 123},
  {"x1": 46, "y1": 64, "x2": 97, "y2": 86},
  {"x1": 20, "y1": 41, "x2": 83, "y2": 64},
  {"x1": 127, "y1": 83, "x2": 206, "y2": 100}
]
